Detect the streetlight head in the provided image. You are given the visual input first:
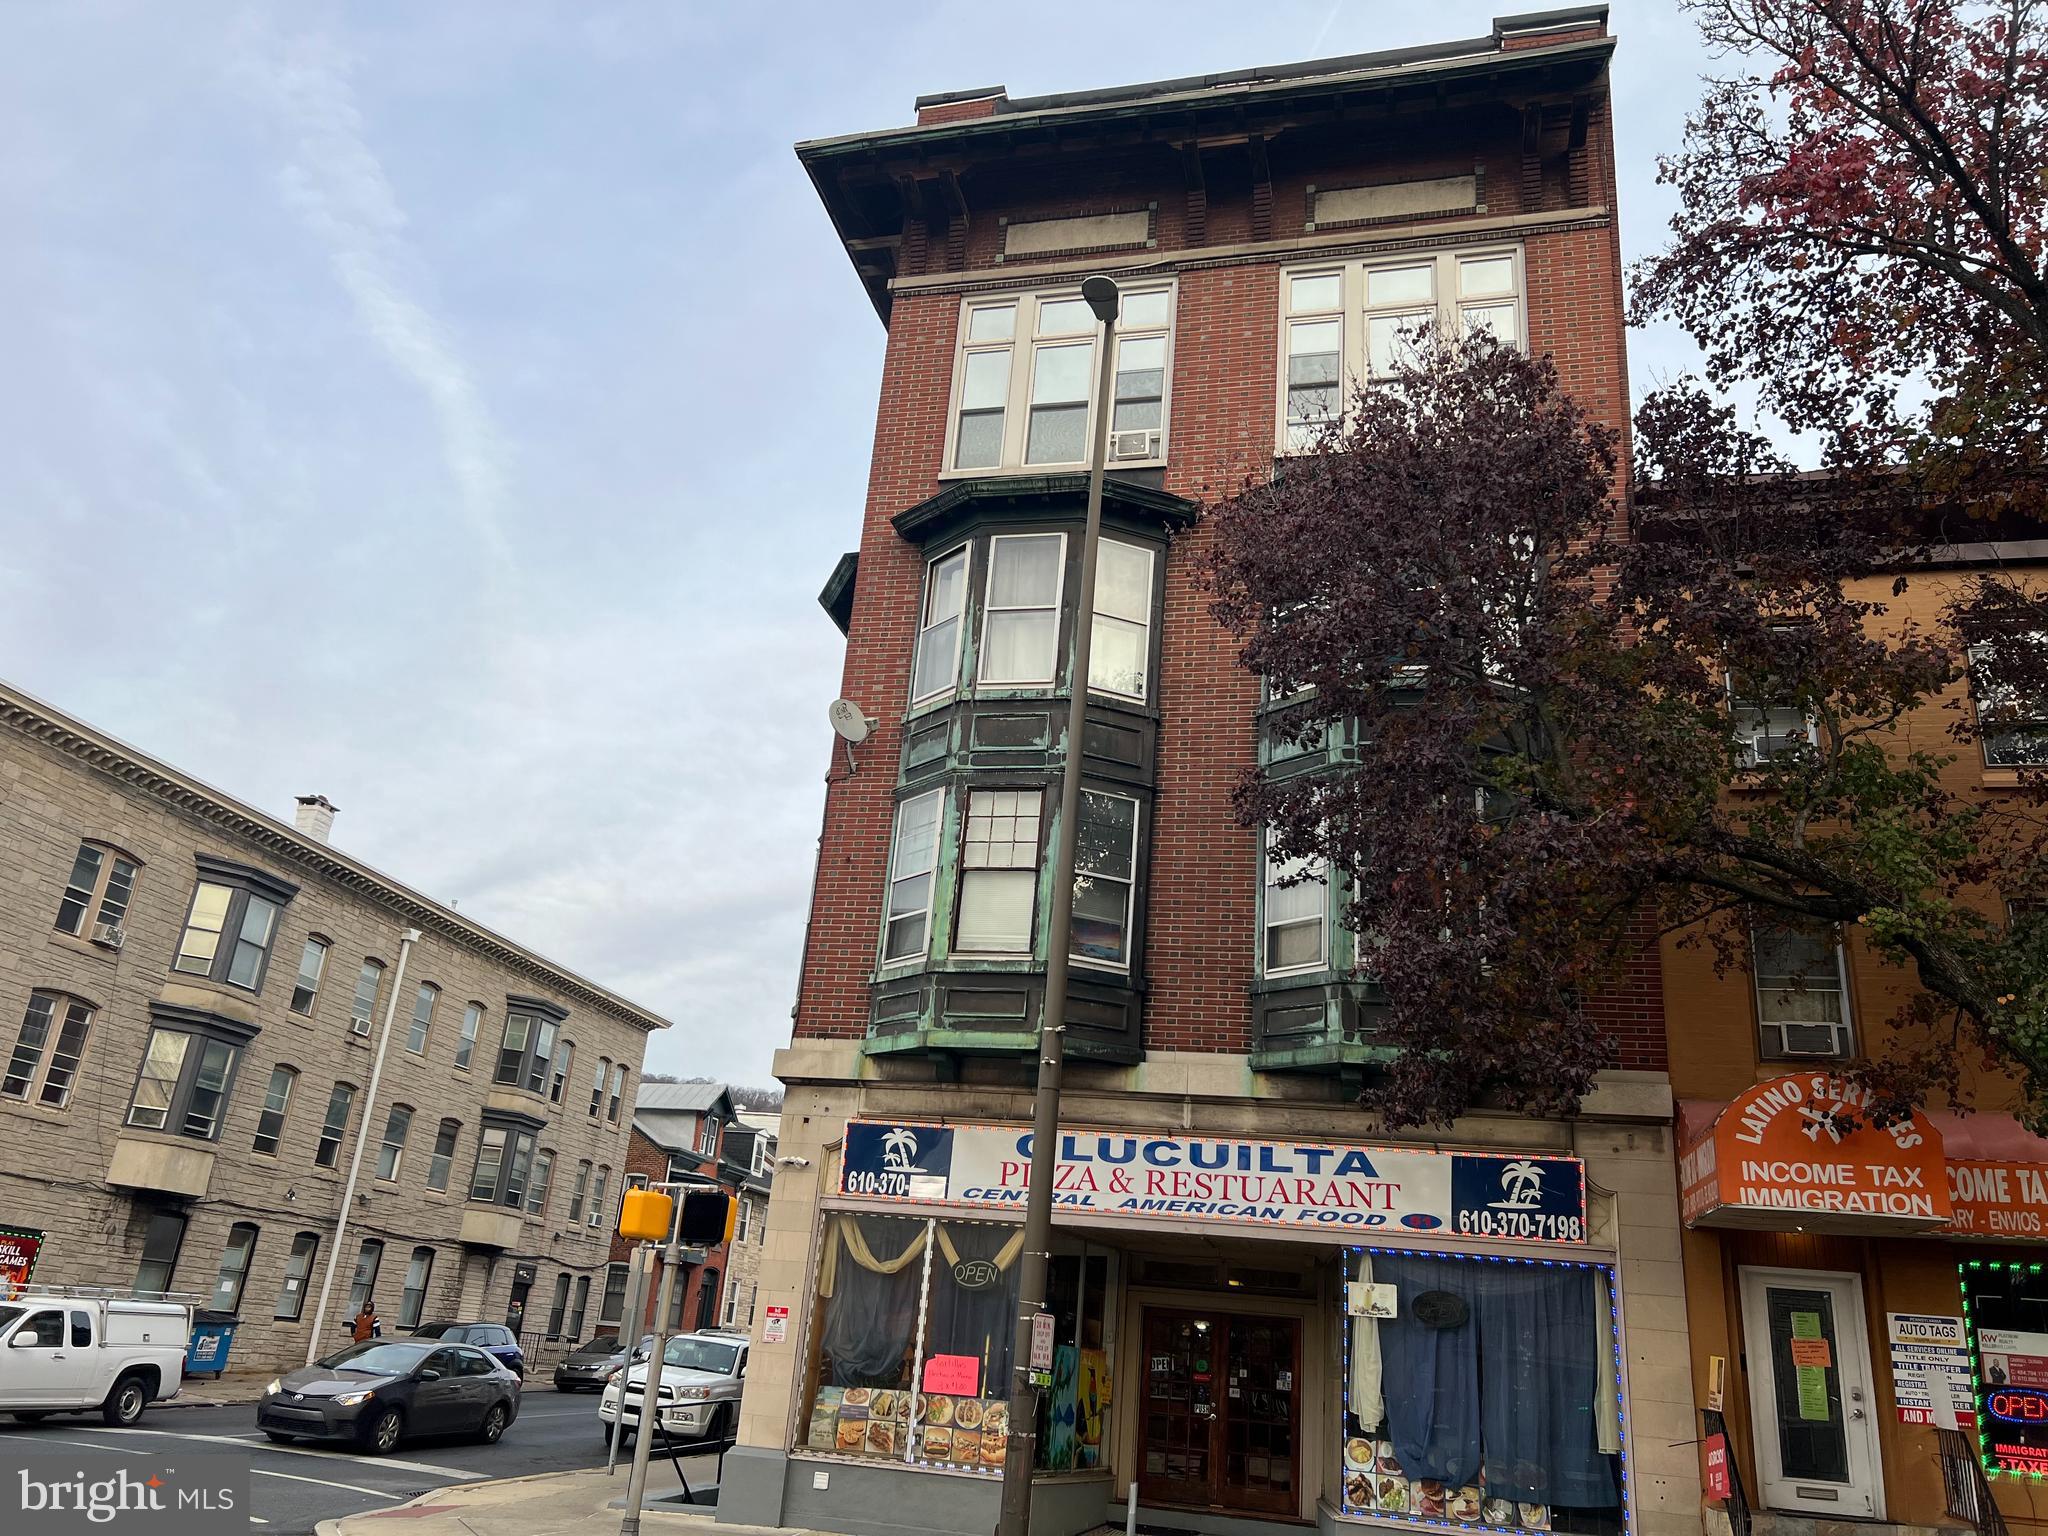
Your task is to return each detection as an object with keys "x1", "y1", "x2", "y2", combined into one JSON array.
[{"x1": 1081, "y1": 274, "x2": 1120, "y2": 324}]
